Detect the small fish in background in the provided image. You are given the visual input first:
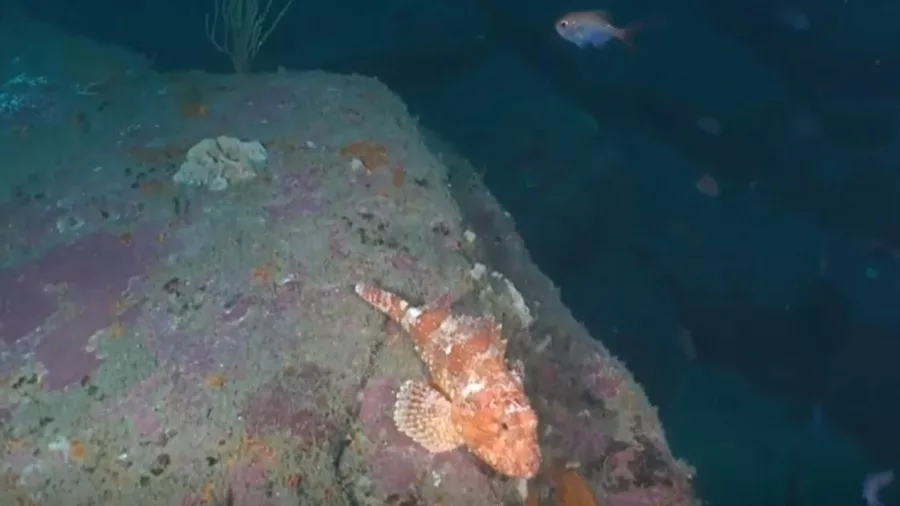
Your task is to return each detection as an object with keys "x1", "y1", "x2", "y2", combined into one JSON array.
[
  {"x1": 818, "y1": 256, "x2": 828, "y2": 276},
  {"x1": 786, "y1": 109, "x2": 823, "y2": 142},
  {"x1": 695, "y1": 174, "x2": 719, "y2": 197},
  {"x1": 696, "y1": 116, "x2": 722, "y2": 135},
  {"x1": 808, "y1": 402, "x2": 823, "y2": 432},
  {"x1": 555, "y1": 10, "x2": 652, "y2": 49},
  {"x1": 674, "y1": 325, "x2": 697, "y2": 360},
  {"x1": 776, "y1": 6, "x2": 810, "y2": 31}
]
